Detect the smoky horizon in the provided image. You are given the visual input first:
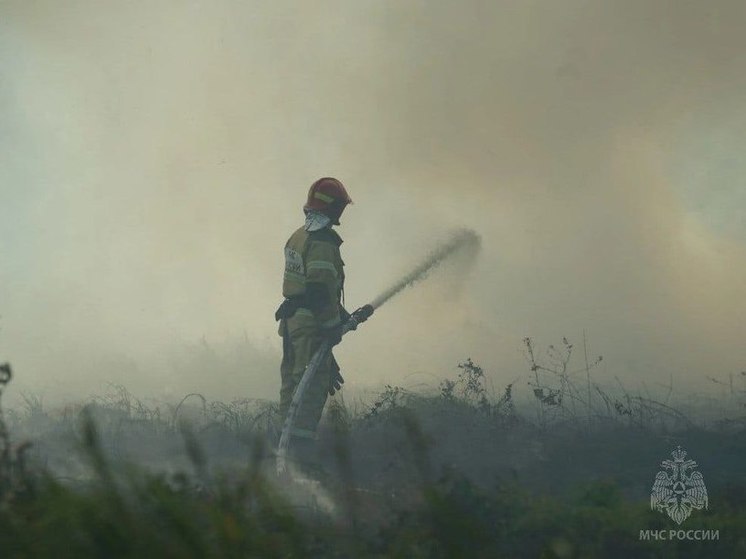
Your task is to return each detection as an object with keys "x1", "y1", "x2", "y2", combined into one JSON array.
[{"x1": 2, "y1": 1, "x2": 745, "y2": 409}]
